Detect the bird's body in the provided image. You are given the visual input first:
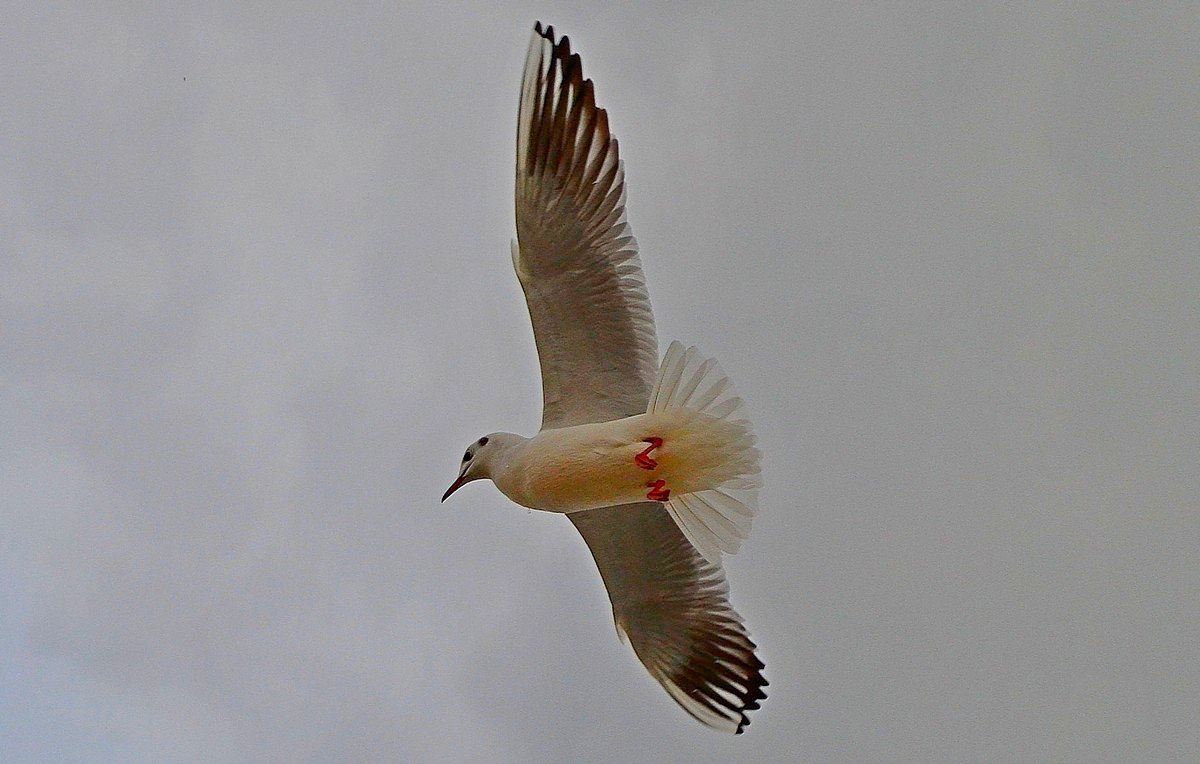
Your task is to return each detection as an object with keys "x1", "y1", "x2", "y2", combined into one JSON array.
[
  {"x1": 491, "y1": 407, "x2": 756, "y2": 514},
  {"x1": 442, "y1": 22, "x2": 768, "y2": 733}
]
